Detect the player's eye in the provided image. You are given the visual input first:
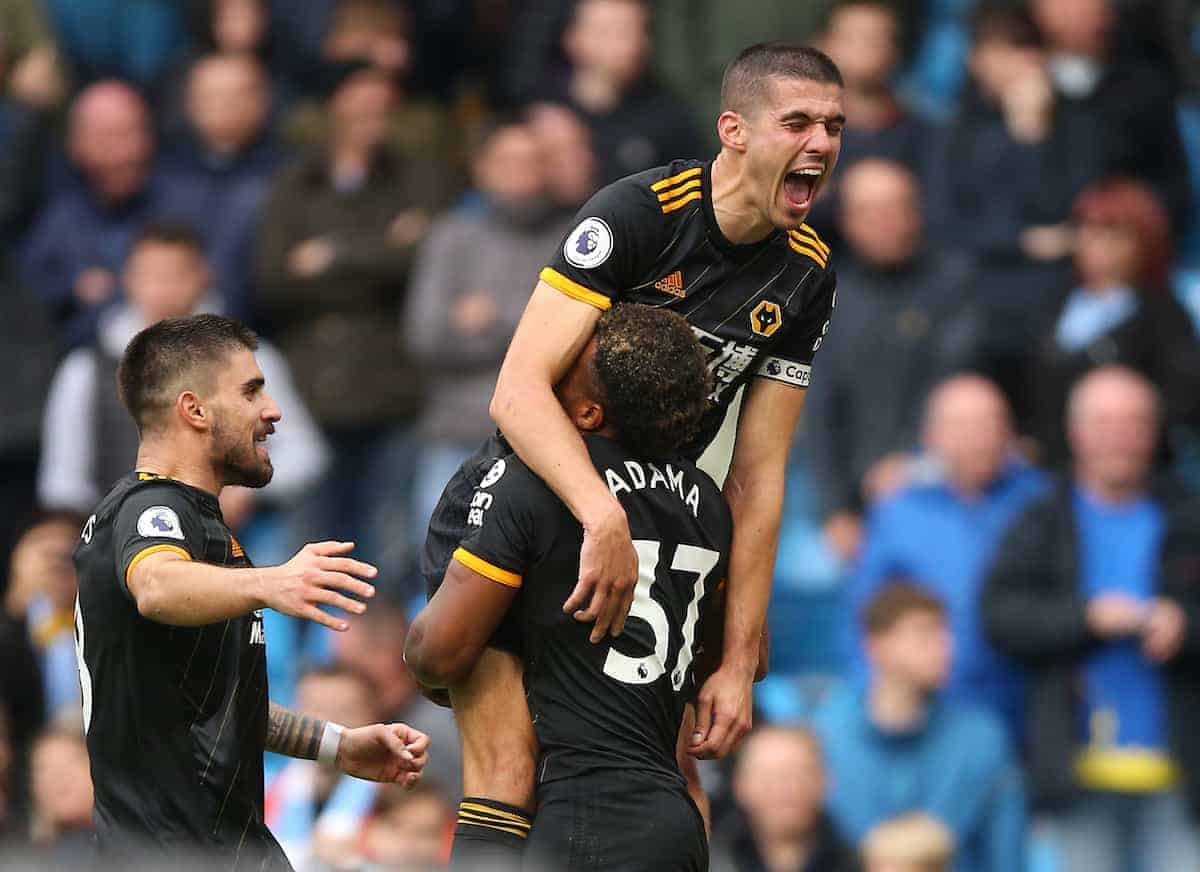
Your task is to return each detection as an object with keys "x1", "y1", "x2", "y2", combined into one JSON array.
[{"x1": 826, "y1": 122, "x2": 844, "y2": 137}]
